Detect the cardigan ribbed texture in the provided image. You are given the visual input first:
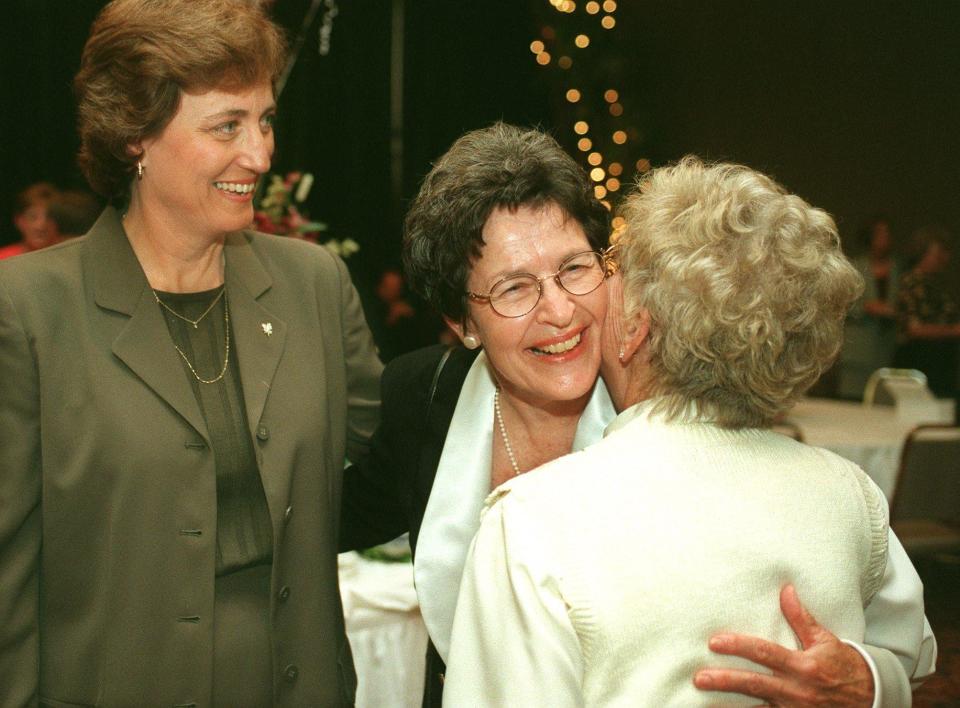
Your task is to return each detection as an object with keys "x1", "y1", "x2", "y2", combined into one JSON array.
[{"x1": 449, "y1": 400, "x2": 889, "y2": 706}]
